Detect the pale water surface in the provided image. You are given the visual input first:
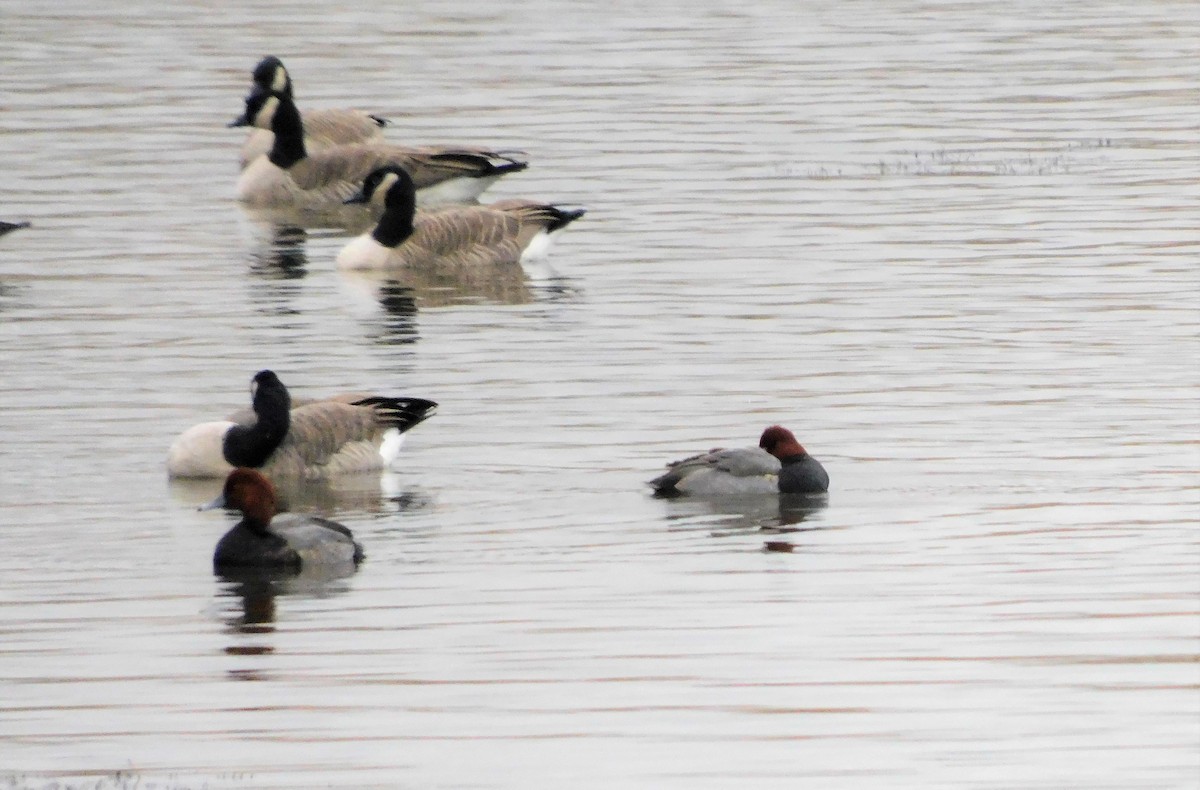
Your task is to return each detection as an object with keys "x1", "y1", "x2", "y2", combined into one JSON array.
[{"x1": 1, "y1": 1, "x2": 1197, "y2": 788}]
